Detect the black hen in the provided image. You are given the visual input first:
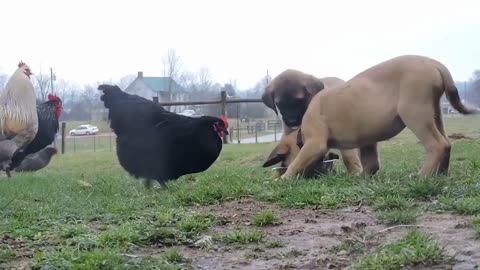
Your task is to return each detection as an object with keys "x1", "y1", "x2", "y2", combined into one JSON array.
[
  {"x1": 14, "y1": 147, "x2": 58, "y2": 172},
  {"x1": 6, "y1": 94, "x2": 62, "y2": 177},
  {"x1": 97, "y1": 84, "x2": 229, "y2": 188}
]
